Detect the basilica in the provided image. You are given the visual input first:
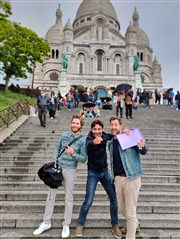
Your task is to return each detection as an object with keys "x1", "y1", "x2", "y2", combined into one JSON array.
[{"x1": 33, "y1": 0, "x2": 163, "y2": 97}]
